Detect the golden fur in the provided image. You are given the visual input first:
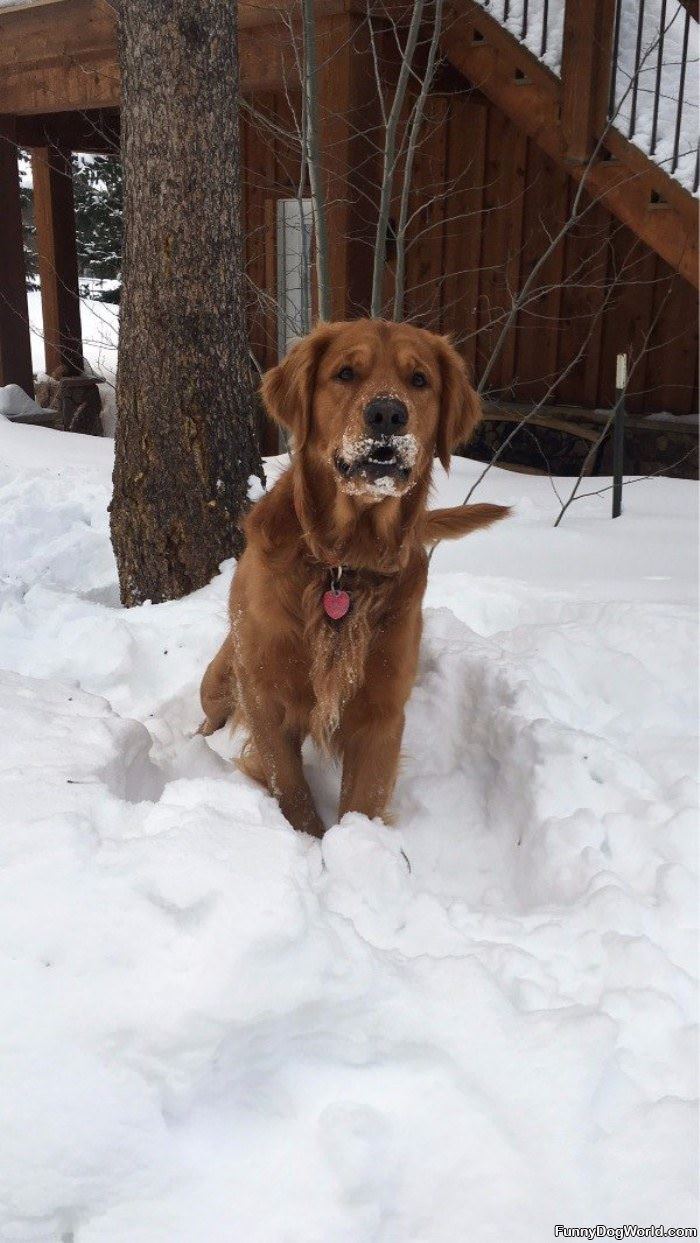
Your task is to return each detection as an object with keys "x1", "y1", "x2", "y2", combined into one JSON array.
[{"x1": 200, "y1": 319, "x2": 508, "y2": 836}]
